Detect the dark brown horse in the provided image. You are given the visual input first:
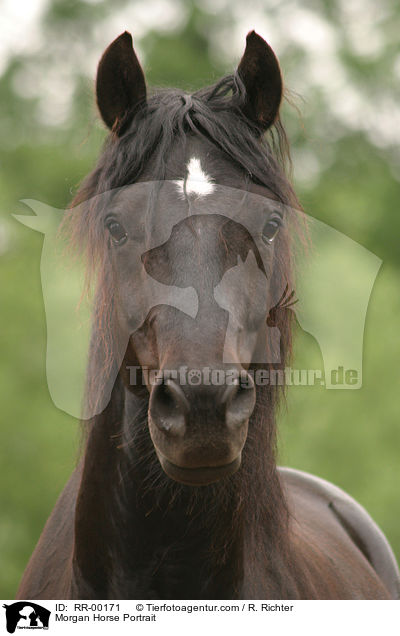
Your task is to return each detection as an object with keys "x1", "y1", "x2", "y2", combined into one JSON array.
[{"x1": 17, "y1": 31, "x2": 399, "y2": 599}]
